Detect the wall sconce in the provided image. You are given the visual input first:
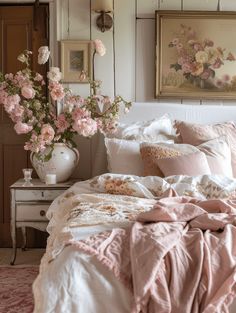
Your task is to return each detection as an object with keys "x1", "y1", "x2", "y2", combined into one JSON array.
[{"x1": 92, "y1": 0, "x2": 113, "y2": 32}]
